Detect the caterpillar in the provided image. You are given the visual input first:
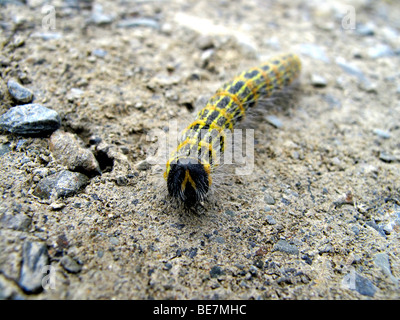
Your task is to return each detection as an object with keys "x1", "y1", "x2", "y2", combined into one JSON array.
[{"x1": 164, "y1": 53, "x2": 301, "y2": 209}]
